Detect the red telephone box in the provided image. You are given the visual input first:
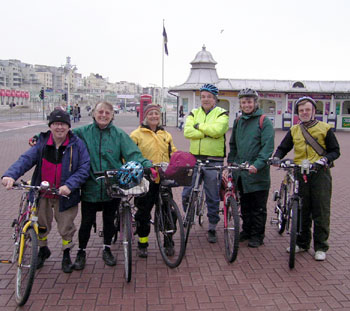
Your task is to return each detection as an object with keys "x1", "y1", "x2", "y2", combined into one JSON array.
[{"x1": 139, "y1": 94, "x2": 152, "y2": 124}]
